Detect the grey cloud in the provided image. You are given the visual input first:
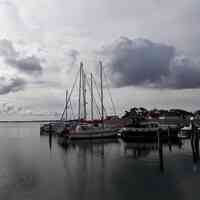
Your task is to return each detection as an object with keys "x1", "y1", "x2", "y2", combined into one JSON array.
[
  {"x1": 68, "y1": 49, "x2": 79, "y2": 65},
  {"x1": 1, "y1": 103, "x2": 16, "y2": 114},
  {"x1": 165, "y1": 56, "x2": 200, "y2": 89},
  {"x1": 65, "y1": 49, "x2": 79, "y2": 69},
  {"x1": 0, "y1": 39, "x2": 18, "y2": 58},
  {"x1": 0, "y1": 103, "x2": 29, "y2": 115},
  {"x1": 0, "y1": 39, "x2": 43, "y2": 75},
  {"x1": 0, "y1": 76, "x2": 26, "y2": 95},
  {"x1": 6, "y1": 56, "x2": 42, "y2": 74},
  {"x1": 100, "y1": 37, "x2": 200, "y2": 89},
  {"x1": 1, "y1": 103, "x2": 28, "y2": 115},
  {"x1": 30, "y1": 80, "x2": 61, "y2": 88},
  {"x1": 0, "y1": 102, "x2": 61, "y2": 116}
]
